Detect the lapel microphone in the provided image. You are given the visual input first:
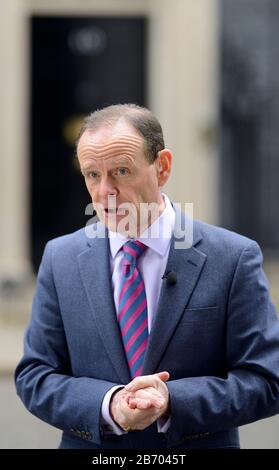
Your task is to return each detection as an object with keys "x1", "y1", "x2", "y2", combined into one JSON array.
[{"x1": 161, "y1": 271, "x2": 177, "y2": 286}]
